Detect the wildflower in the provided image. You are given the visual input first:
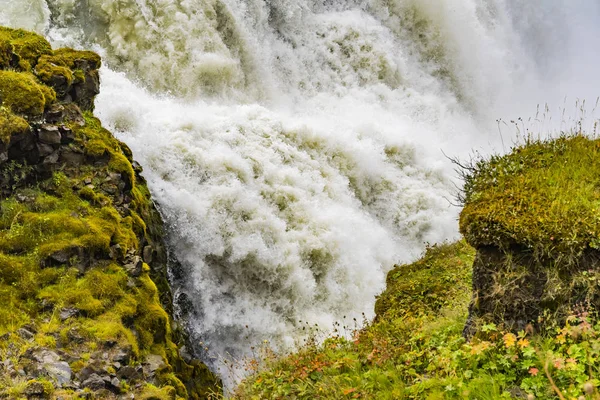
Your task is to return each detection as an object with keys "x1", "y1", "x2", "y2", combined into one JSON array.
[
  {"x1": 553, "y1": 357, "x2": 564, "y2": 369},
  {"x1": 528, "y1": 367, "x2": 539, "y2": 376},
  {"x1": 518, "y1": 338, "x2": 530, "y2": 348},
  {"x1": 503, "y1": 333, "x2": 517, "y2": 348}
]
